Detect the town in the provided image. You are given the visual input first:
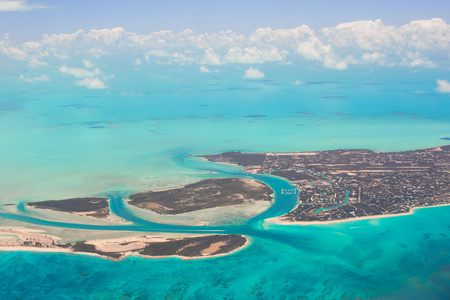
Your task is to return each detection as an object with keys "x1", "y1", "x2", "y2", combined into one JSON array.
[{"x1": 202, "y1": 145, "x2": 450, "y2": 222}]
